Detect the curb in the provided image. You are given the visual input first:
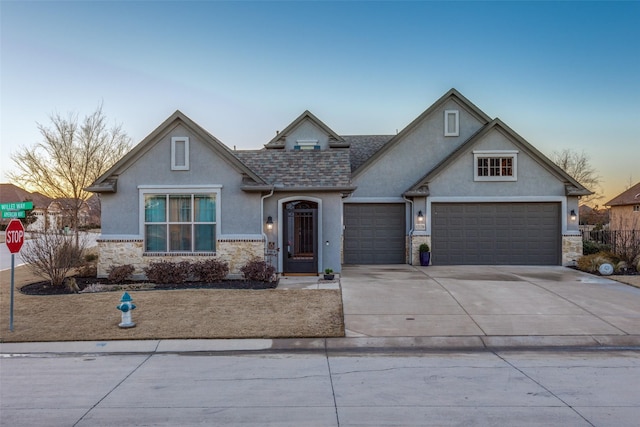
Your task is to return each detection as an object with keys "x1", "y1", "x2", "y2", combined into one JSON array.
[{"x1": 2, "y1": 335, "x2": 639, "y2": 356}]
